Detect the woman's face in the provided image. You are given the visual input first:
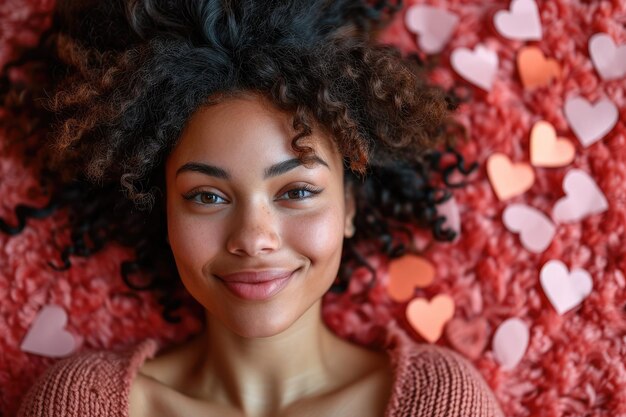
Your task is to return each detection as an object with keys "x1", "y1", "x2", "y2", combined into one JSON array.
[{"x1": 164, "y1": 93, "x2": 355, "y2": 338}]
